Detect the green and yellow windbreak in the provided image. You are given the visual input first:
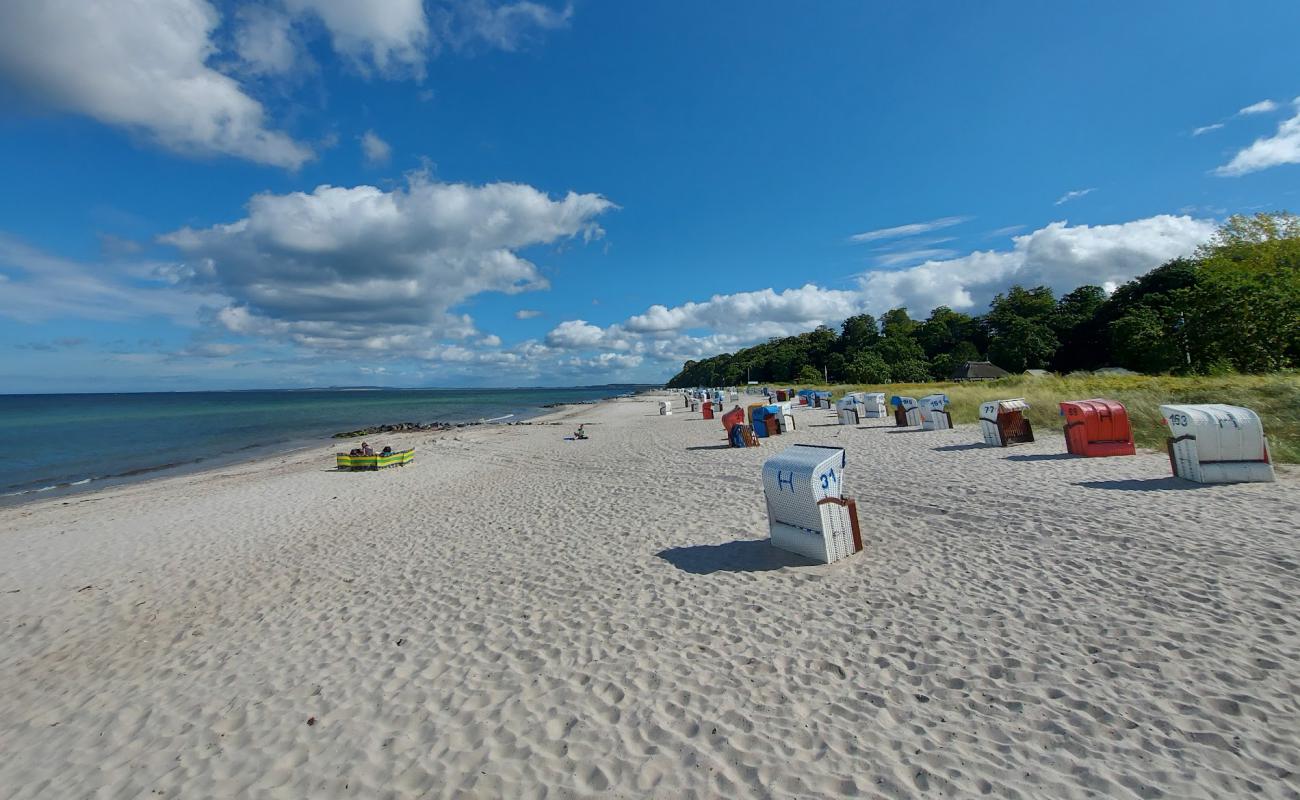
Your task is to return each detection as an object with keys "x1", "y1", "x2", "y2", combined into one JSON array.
[{"x1": 335, "y1": 448, "x2": 415, "y2": 471}]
